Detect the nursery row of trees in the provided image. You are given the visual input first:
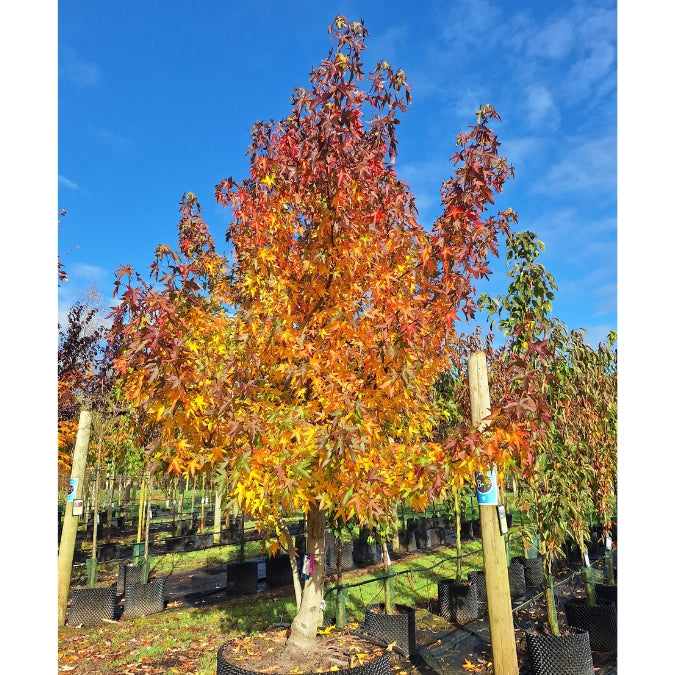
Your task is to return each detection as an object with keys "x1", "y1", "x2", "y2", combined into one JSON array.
[{"x1": 58, "y1": 17, "x2": 616, "y2": 650}]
